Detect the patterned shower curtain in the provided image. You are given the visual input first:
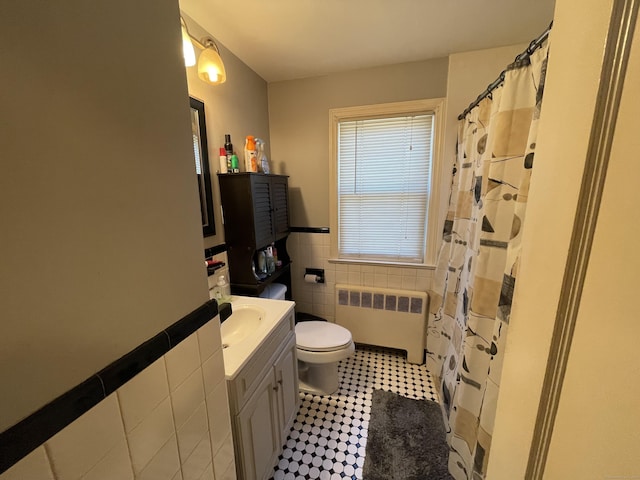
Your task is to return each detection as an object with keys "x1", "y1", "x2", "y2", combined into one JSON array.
[{"x1": 426, "y1": 42, "x2": 549, "y2": 479}]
